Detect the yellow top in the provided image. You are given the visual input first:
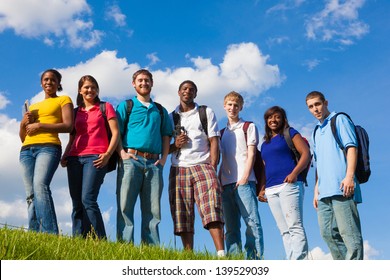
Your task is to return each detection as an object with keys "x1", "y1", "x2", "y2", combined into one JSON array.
[{"x1": 22, "y1": 95, "x2": 73, "y2": 146}]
